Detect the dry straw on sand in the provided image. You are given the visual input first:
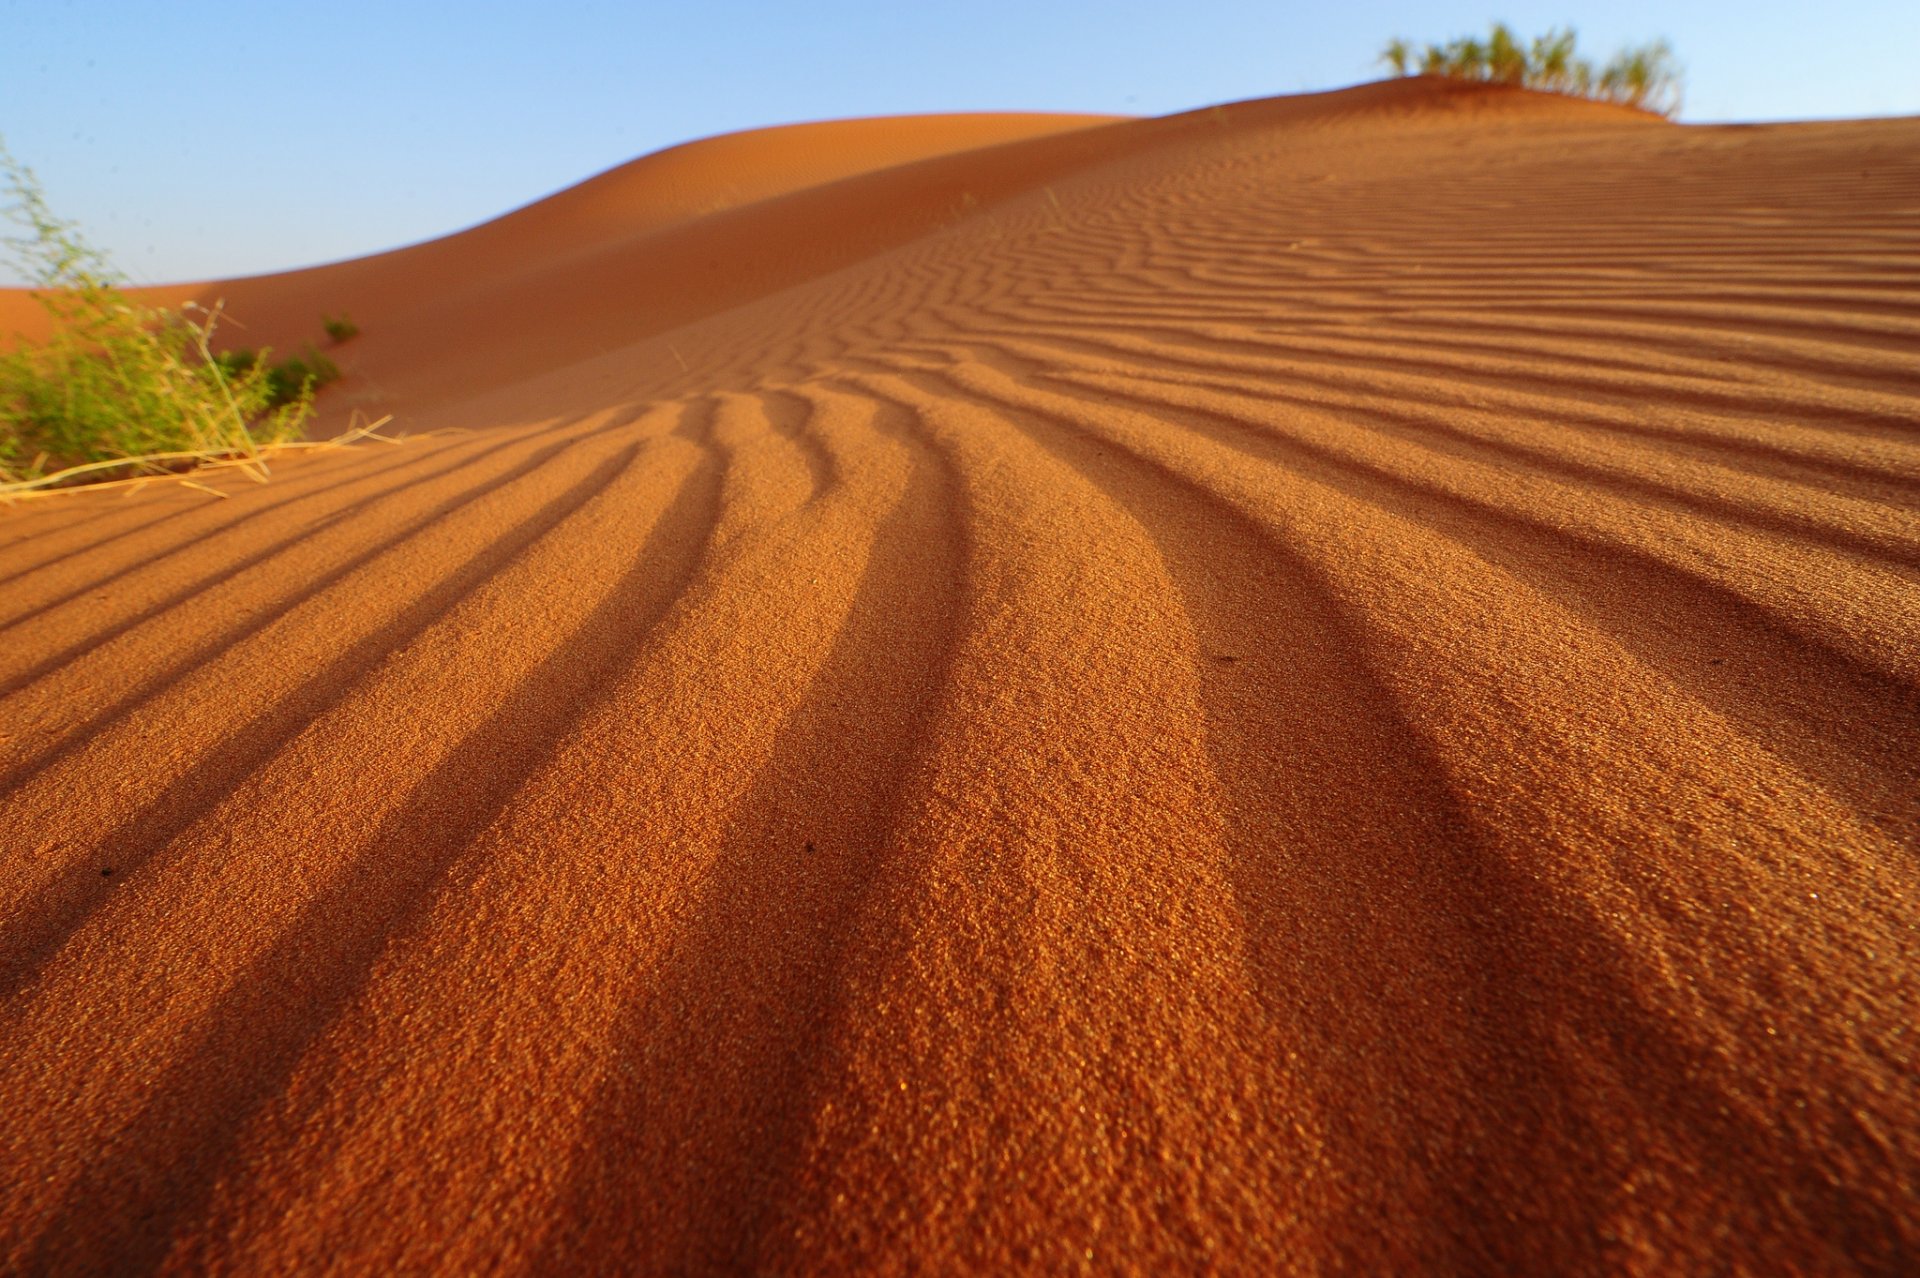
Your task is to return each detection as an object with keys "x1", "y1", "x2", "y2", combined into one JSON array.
[{"x1": 0, "y1": 412, "x2": 401, "y2": 503}]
